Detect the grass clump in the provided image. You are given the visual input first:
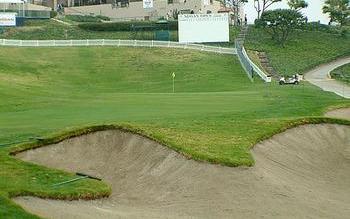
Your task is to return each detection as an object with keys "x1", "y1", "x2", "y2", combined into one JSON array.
[
  {"x1": 330, "y1": 63, "x2": 350, "y2": 84},
  {"x1": 65, "y1": 15, "x2": 110, "y2": 23}
]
